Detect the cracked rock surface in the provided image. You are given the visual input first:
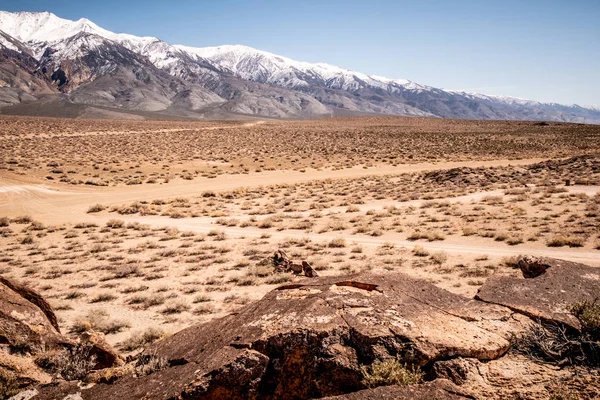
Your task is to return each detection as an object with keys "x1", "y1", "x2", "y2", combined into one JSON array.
[{"x1": 476, "y1": 257, "x2": 600, "y2": 330}]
